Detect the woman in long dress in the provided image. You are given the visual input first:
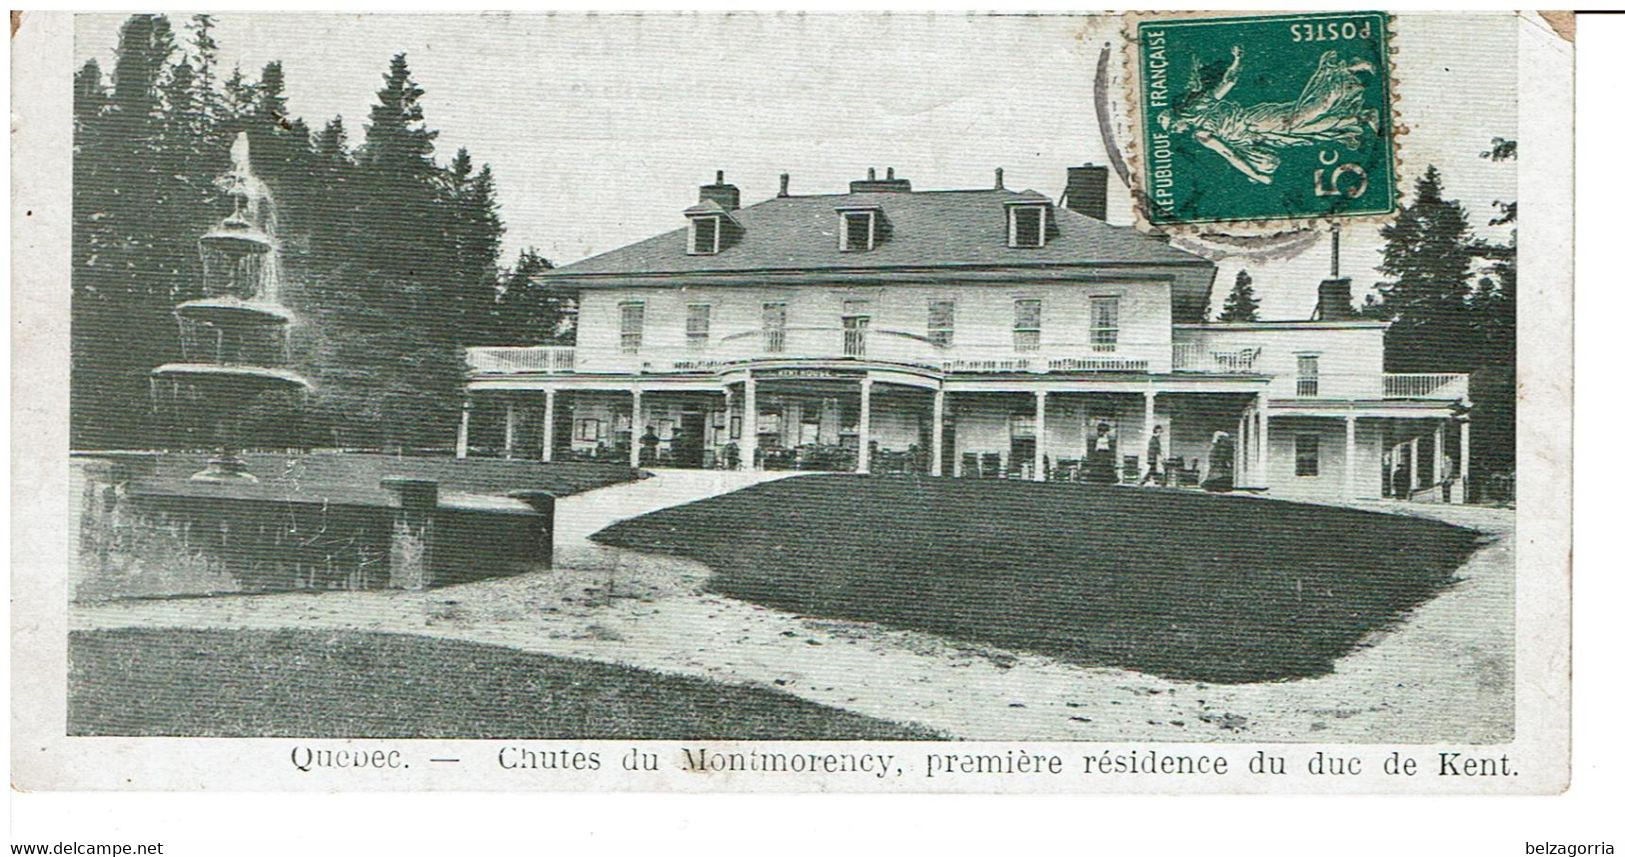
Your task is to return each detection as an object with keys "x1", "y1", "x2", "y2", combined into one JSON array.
[{"x1": 1159, "y1": 46, "x2": 1380, "y2": 185}]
